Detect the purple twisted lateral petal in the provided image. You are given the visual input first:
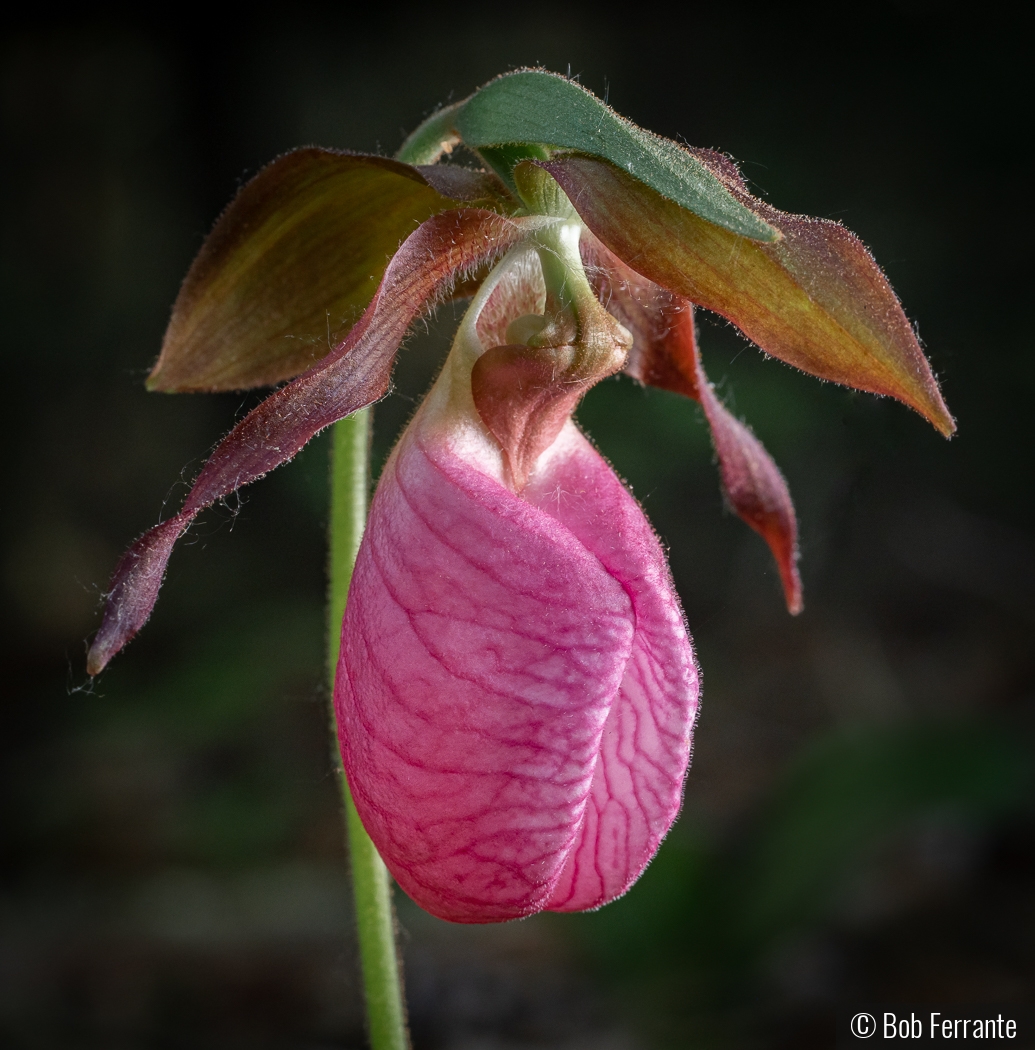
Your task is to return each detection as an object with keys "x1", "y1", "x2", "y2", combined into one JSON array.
[
  {"x1": 582, "y1": 233, "x2": 802, "y2": 613},
  {"x1": 88, "y1": 208, "x2": 526, "y2": 675}
]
